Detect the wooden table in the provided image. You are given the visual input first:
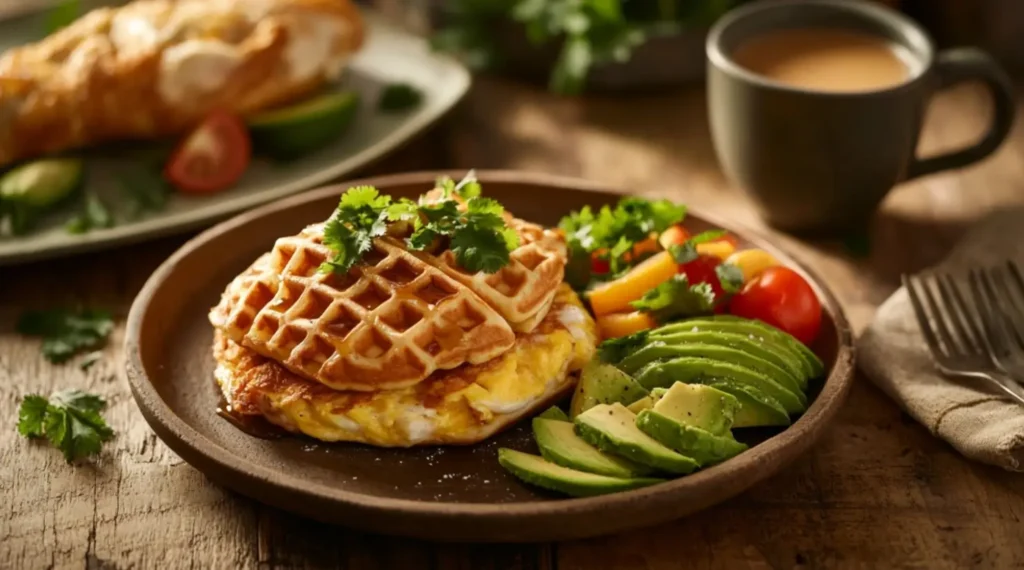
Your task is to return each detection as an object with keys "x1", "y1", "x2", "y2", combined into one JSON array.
[{"x1": 4, "y1": 77, "x2": 1024, "y2": 569}]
